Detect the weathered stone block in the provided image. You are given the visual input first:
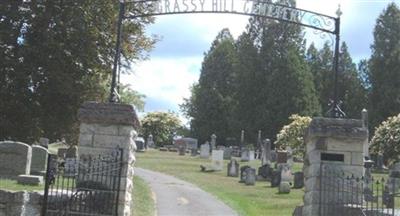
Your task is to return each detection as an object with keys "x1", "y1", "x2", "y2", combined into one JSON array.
[
  {"x1": 17, "y1": 175, "x2": 43, "y2": 186},
  {"x1": 78, "y1": 102, "x2": 140, "y2": 128},
  {"x1": 78, "y1": 134, "x2": 93, "y2": 147}
]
